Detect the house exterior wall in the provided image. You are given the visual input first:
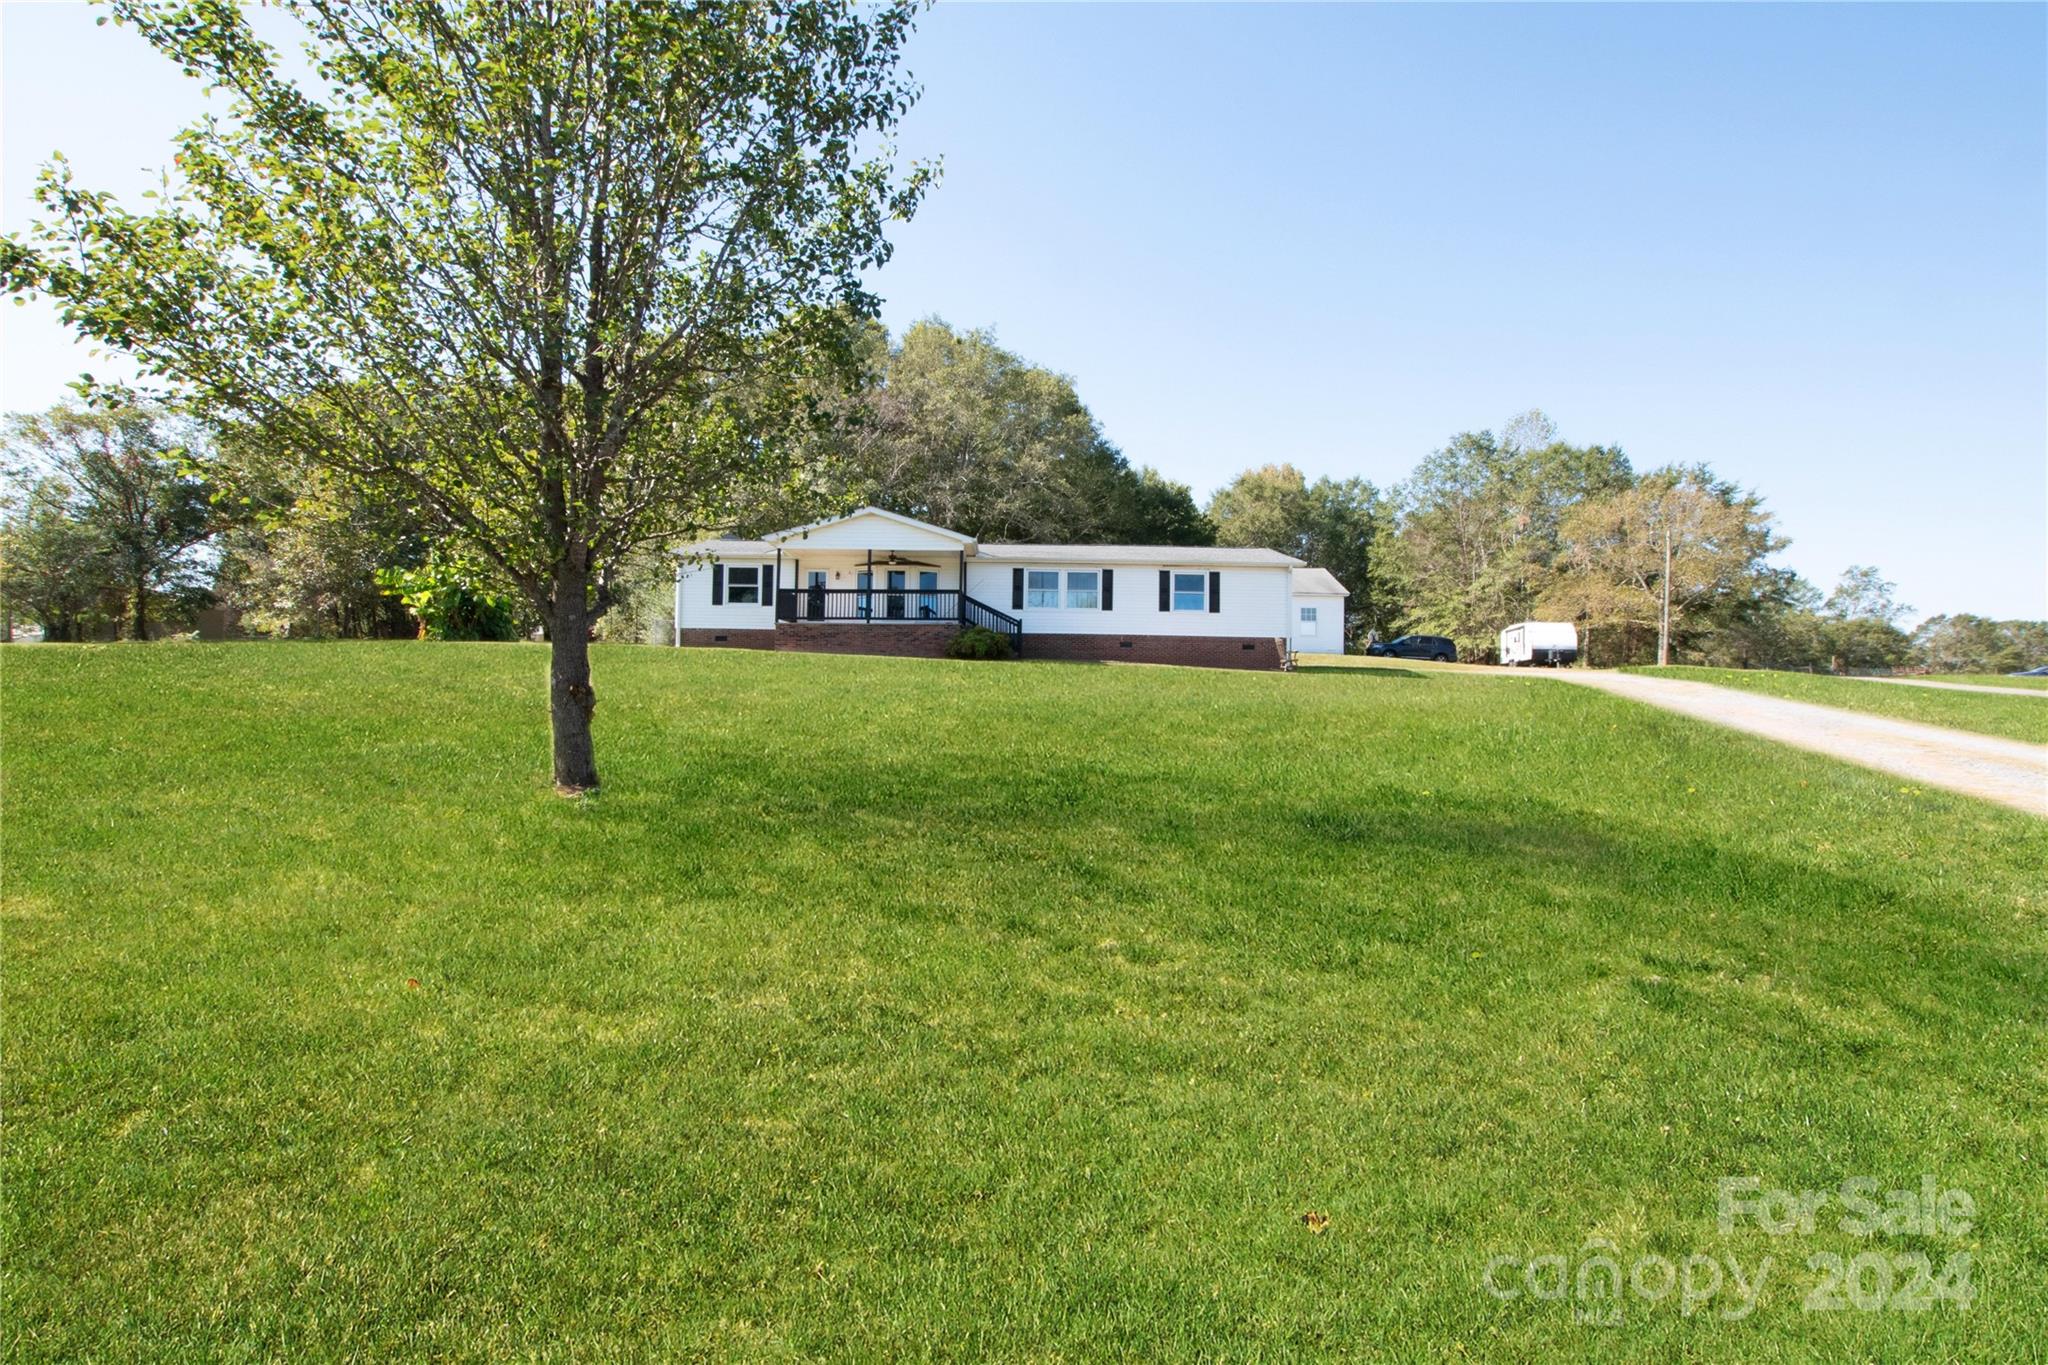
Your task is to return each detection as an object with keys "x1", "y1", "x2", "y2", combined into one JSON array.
[
  {"x1": 1024, "y1": 634, "x2": 1285, "y2": 670},
  {"x1": 673, "y1": 518, "x2": 1303, "y2": 671},
  {"x1": 964, "y1": 560, "x2": 1292, "y2": 640},
  {"x1": 675, "y1": 558, "x2": 777, "y2": 638},
  {"x1": 677, "y1": 628, "x2": 776, "y2": 649},
  {"x1": 1291, "y1": 594, "x2": 1345, "y2": 654}
]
